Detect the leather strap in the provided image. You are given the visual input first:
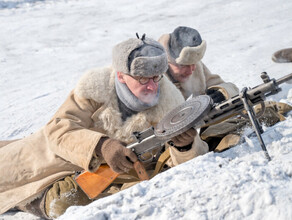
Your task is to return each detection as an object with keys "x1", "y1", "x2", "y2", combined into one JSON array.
[{"x1": 113, "y1": 148, "x2": 171, "y2": 184}]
